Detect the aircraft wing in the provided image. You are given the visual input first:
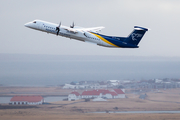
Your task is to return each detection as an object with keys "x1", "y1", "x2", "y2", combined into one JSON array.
[
  {"x1": 64, "y1": 26, "x2": 105, "y2": 33},
  {"x1": 81, "y1": 26, "x2": 105, "y2": 32},
  {"x1": 64, "y1": 28, "x2": 78, "y2": 34}
]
